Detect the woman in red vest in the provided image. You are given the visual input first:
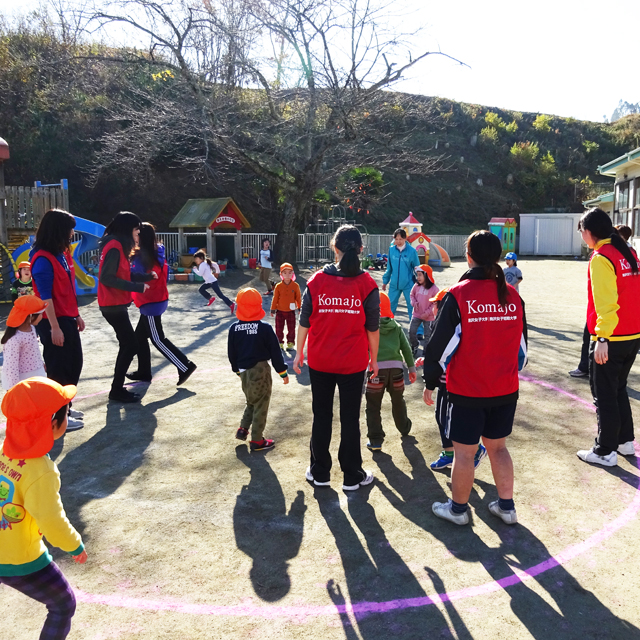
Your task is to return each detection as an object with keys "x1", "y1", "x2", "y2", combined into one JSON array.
[
  {"x1": 293, "y1": 225, "x2": 380, "y2": 491},
  {"x1": 98, "y1": 212, "x2": 156, "y2": 403},
  {"x1": 577, "y1": 208, "x2": 640, "y2": 467},
  {"x1": 422, "y1": 231, "x2": 528, "y2": 526},
  {"x1": 31, "y1": 209, "x2": 85, "y2": 430},
  {"x1": 127, "y1": 223, "x2": 197, "y2": 385}
]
